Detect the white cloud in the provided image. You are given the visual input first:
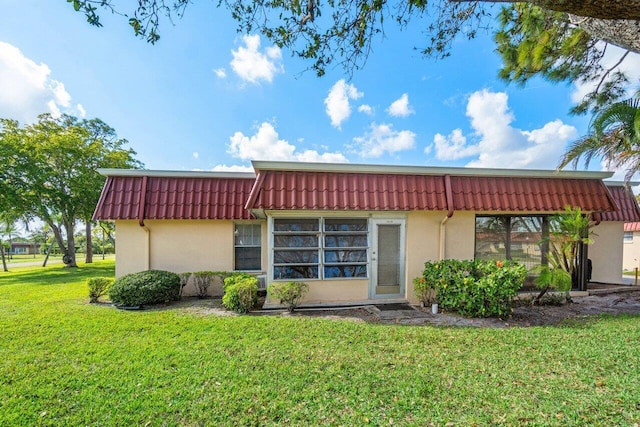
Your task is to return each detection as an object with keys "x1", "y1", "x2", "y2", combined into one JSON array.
[
  {"x1": 0, "y1": 41, "x2": 77, "y2": 123},
  {"x1": 387, "y1": 93, "x2": 414, "y2": 117},
  {"x1": 358, "y1": 104, "x2": 373, "y2": 115},
  {"x1": 352, "y1": 123, "x2": 416, "y2": 158},
  {"x1": 212, "y1": 164, "x2": 254, "y2": 172},
  {"x1": 571, "y1": 45, "x2": 640, "y2": 104},
  {"x1": 228, "y1": 122, "x2": 348, "y2": 163},
  {"x1": 430, "y1": 89, "x2": 578, "y2": 169},
  {"x1": 76, "y1": 103, "x2": 86, "y2": 117},
  {"x1": 230, "y1": 35, "x2": 283, "y2": 84},
  {"x1": 213, "y1": 68, "x2": 227, "y2": 79},
  {"x1": 324, "y1": 79, "x2": 363, "y2": 129},
  {"x1": 193, "y1": 152, "x2": 199, "y2": 159},
  {"x1": 431, "y1": 129, "x2": 480, "y2": 160}
]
